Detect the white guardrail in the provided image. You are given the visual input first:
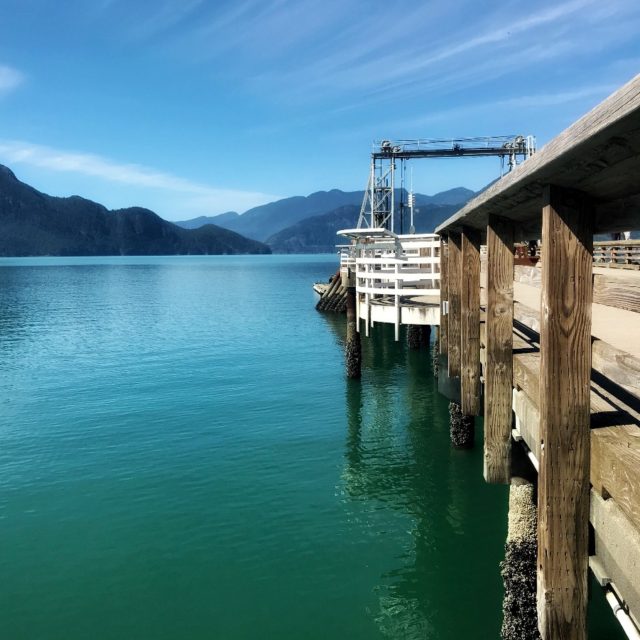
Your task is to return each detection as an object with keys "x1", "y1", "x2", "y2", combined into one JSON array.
[{"x1": 338, "y1": 231, "x2": 440, "y2": 340}]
